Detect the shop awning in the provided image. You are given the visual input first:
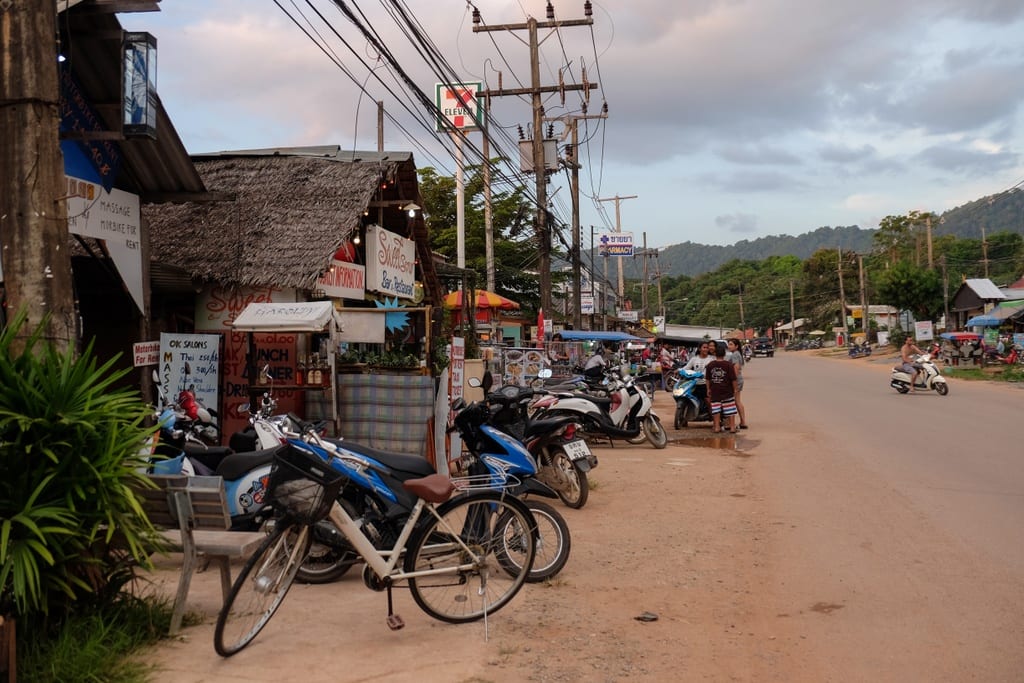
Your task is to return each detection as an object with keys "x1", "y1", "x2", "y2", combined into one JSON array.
[
  {"x1": 232, "y1": 301, "x2": 340, "y2": 332},
  {"x1": 557, "y1": 330, "x2": 645, "y2": 342},
  {"x1": 965, "y1": 301, "x2": 1024, "y2": 327}
]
